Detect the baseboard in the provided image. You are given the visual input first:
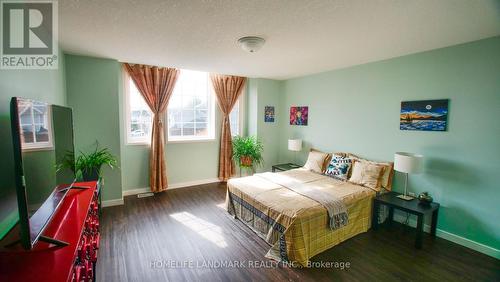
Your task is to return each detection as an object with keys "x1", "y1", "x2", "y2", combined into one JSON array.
[
  {"x1": 168, "y1": 178, "x2": 220, "y2": 189},
  {"x1": 393, "y1": 213, "x2": 499, "y2": 259},
  {"x1": 101, "y1": 198, "x2": 124, "y2": 207},
  {"x1": 435, "y1": 229, "x2": 500, "y2": 259},
  {"x1": 122, "y1": 187, "x2": 150, "y2": 196},
  {"x1": 122, "y1": 178, "x2": 221, "y2": 197}
]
